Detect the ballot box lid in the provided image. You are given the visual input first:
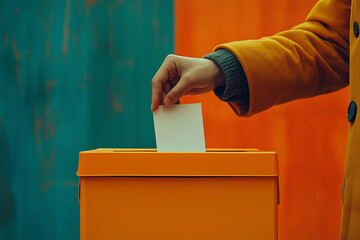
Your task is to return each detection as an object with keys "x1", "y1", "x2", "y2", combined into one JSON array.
[{"x1": 77, "y1": 149, "x2": 279, "y2": 177}]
